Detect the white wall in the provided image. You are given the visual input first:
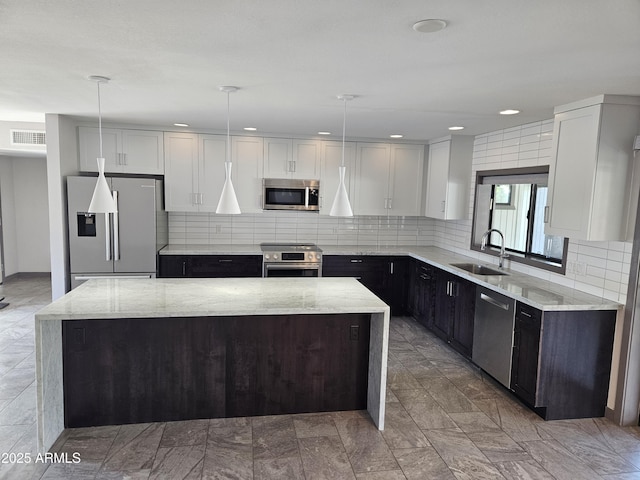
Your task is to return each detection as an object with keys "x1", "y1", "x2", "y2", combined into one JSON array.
[
  {"x1": 0, "y1": 157, "x2": 18, "y2": 276},
  {"x1": 46, "y1": 114, "x2": 81, "y2": 299},
  {"x1": 0, "y1": 155, "x2": 51, "y2": 275}
]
